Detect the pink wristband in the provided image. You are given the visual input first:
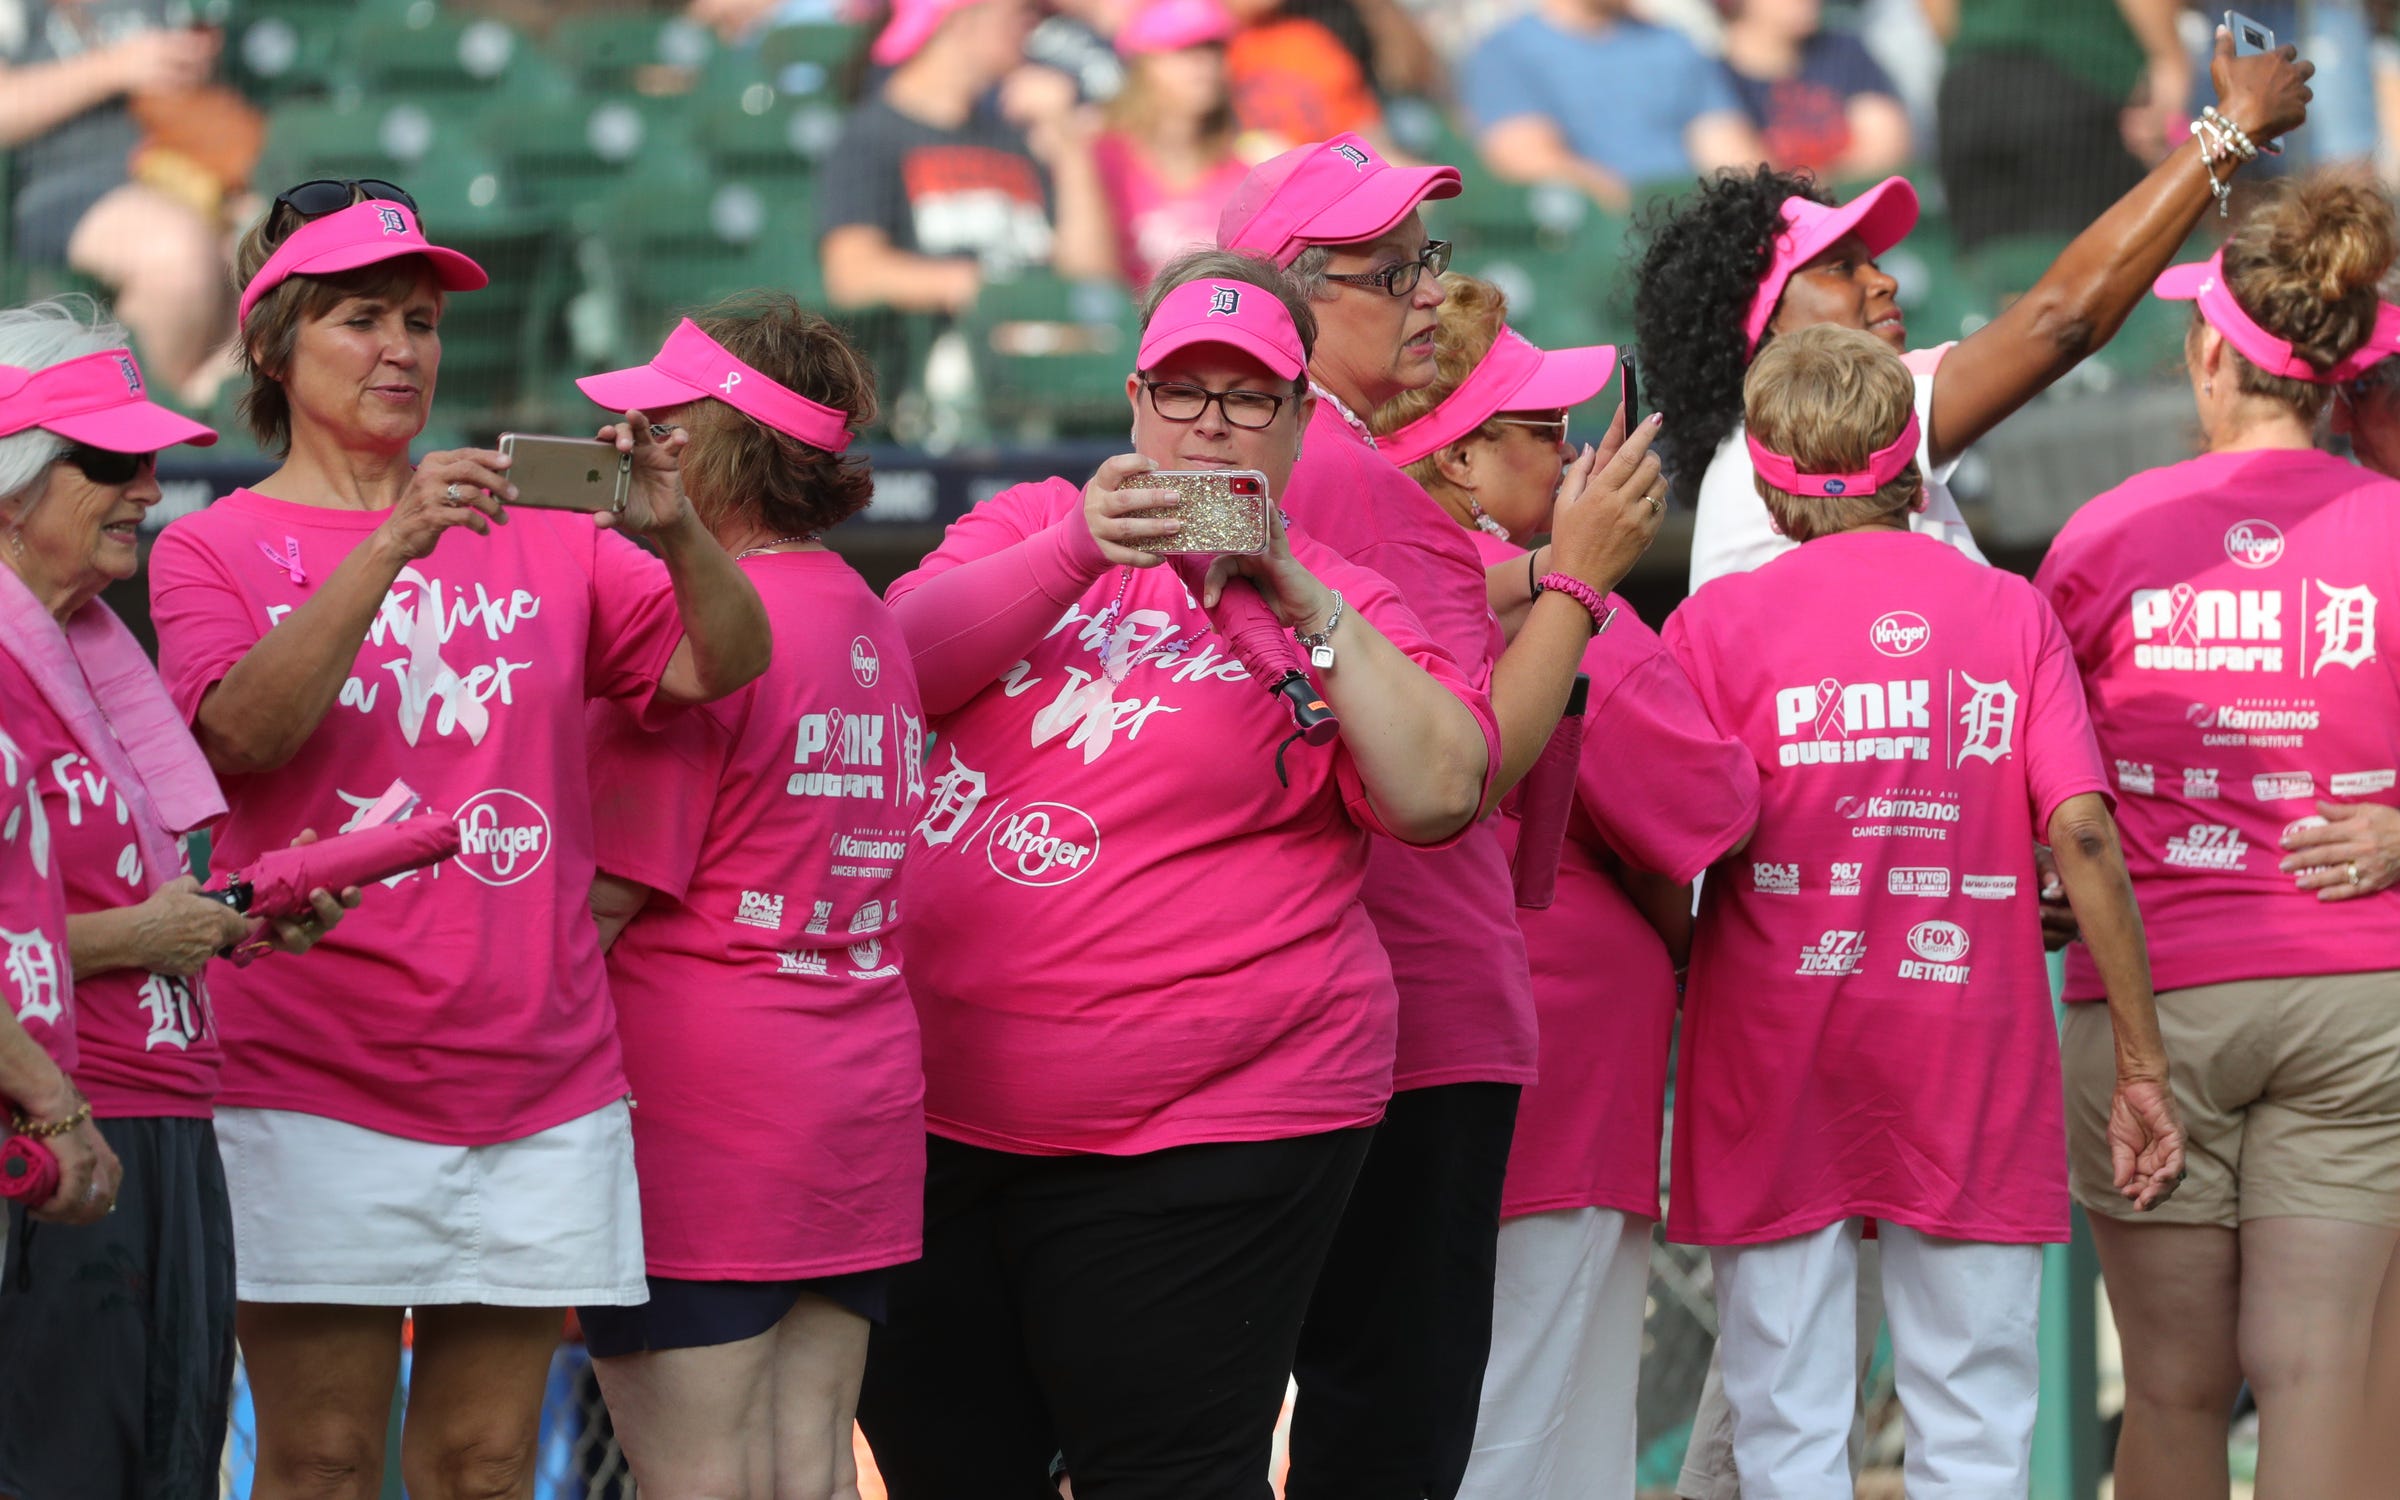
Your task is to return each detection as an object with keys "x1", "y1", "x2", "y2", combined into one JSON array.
[{"x1": 1537, "y1": 572, "x2": 1615, "y2": 634}]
